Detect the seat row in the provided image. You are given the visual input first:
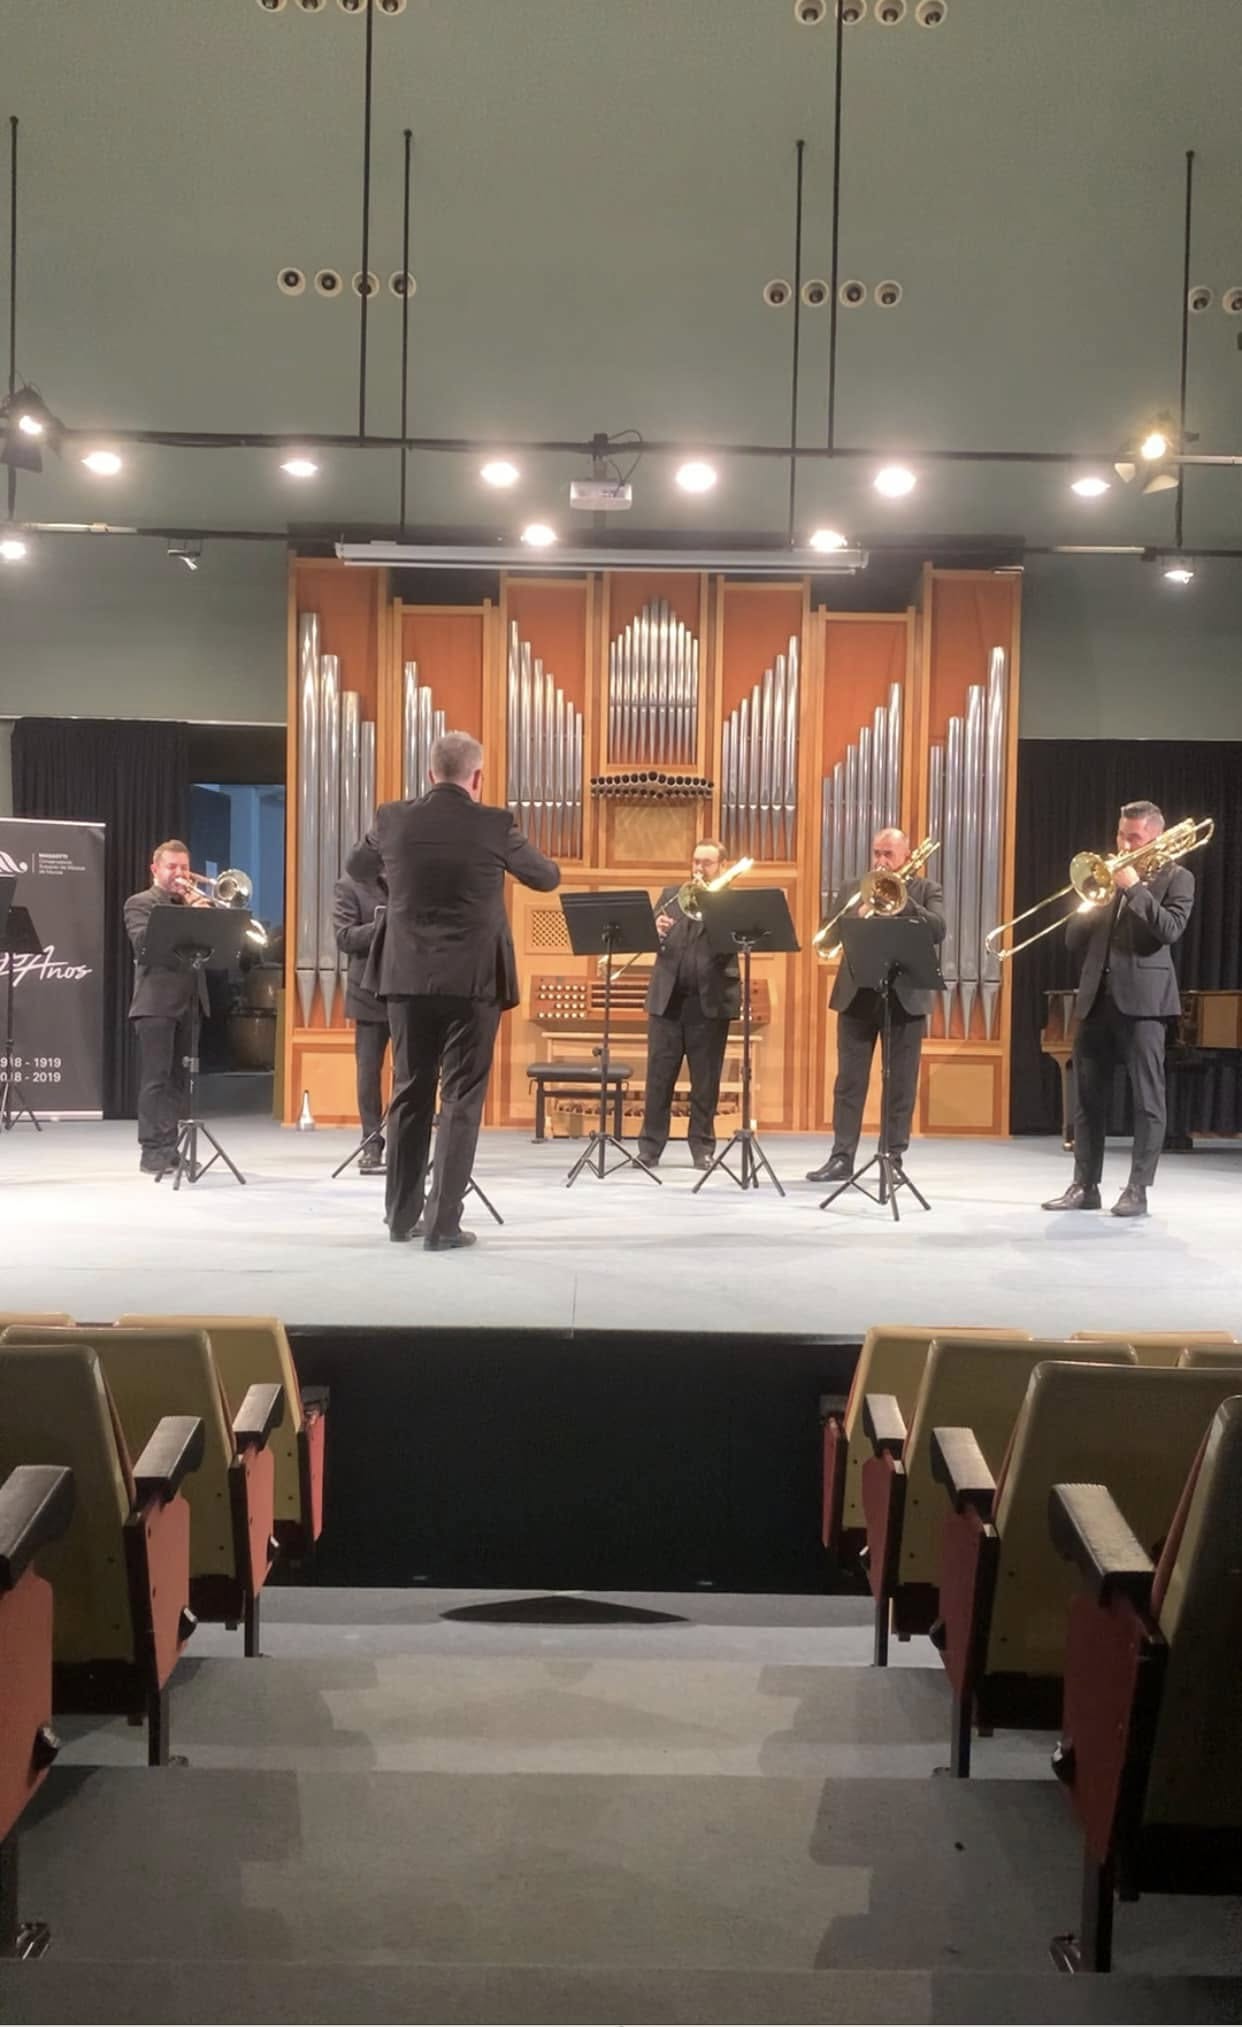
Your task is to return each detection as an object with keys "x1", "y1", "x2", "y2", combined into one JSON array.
[{"x1": 822, "y1": 1321, "x2": 1242, "y2": 1971}]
